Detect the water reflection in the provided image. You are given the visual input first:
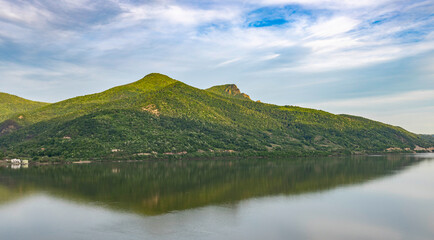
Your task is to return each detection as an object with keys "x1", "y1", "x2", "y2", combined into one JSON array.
[
  {"x1": 0, "y1": 154, "x2": 425, "y2": 215},
  {"x1": 1, "y1": 154, "x2": 434, "y2": 240}
]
